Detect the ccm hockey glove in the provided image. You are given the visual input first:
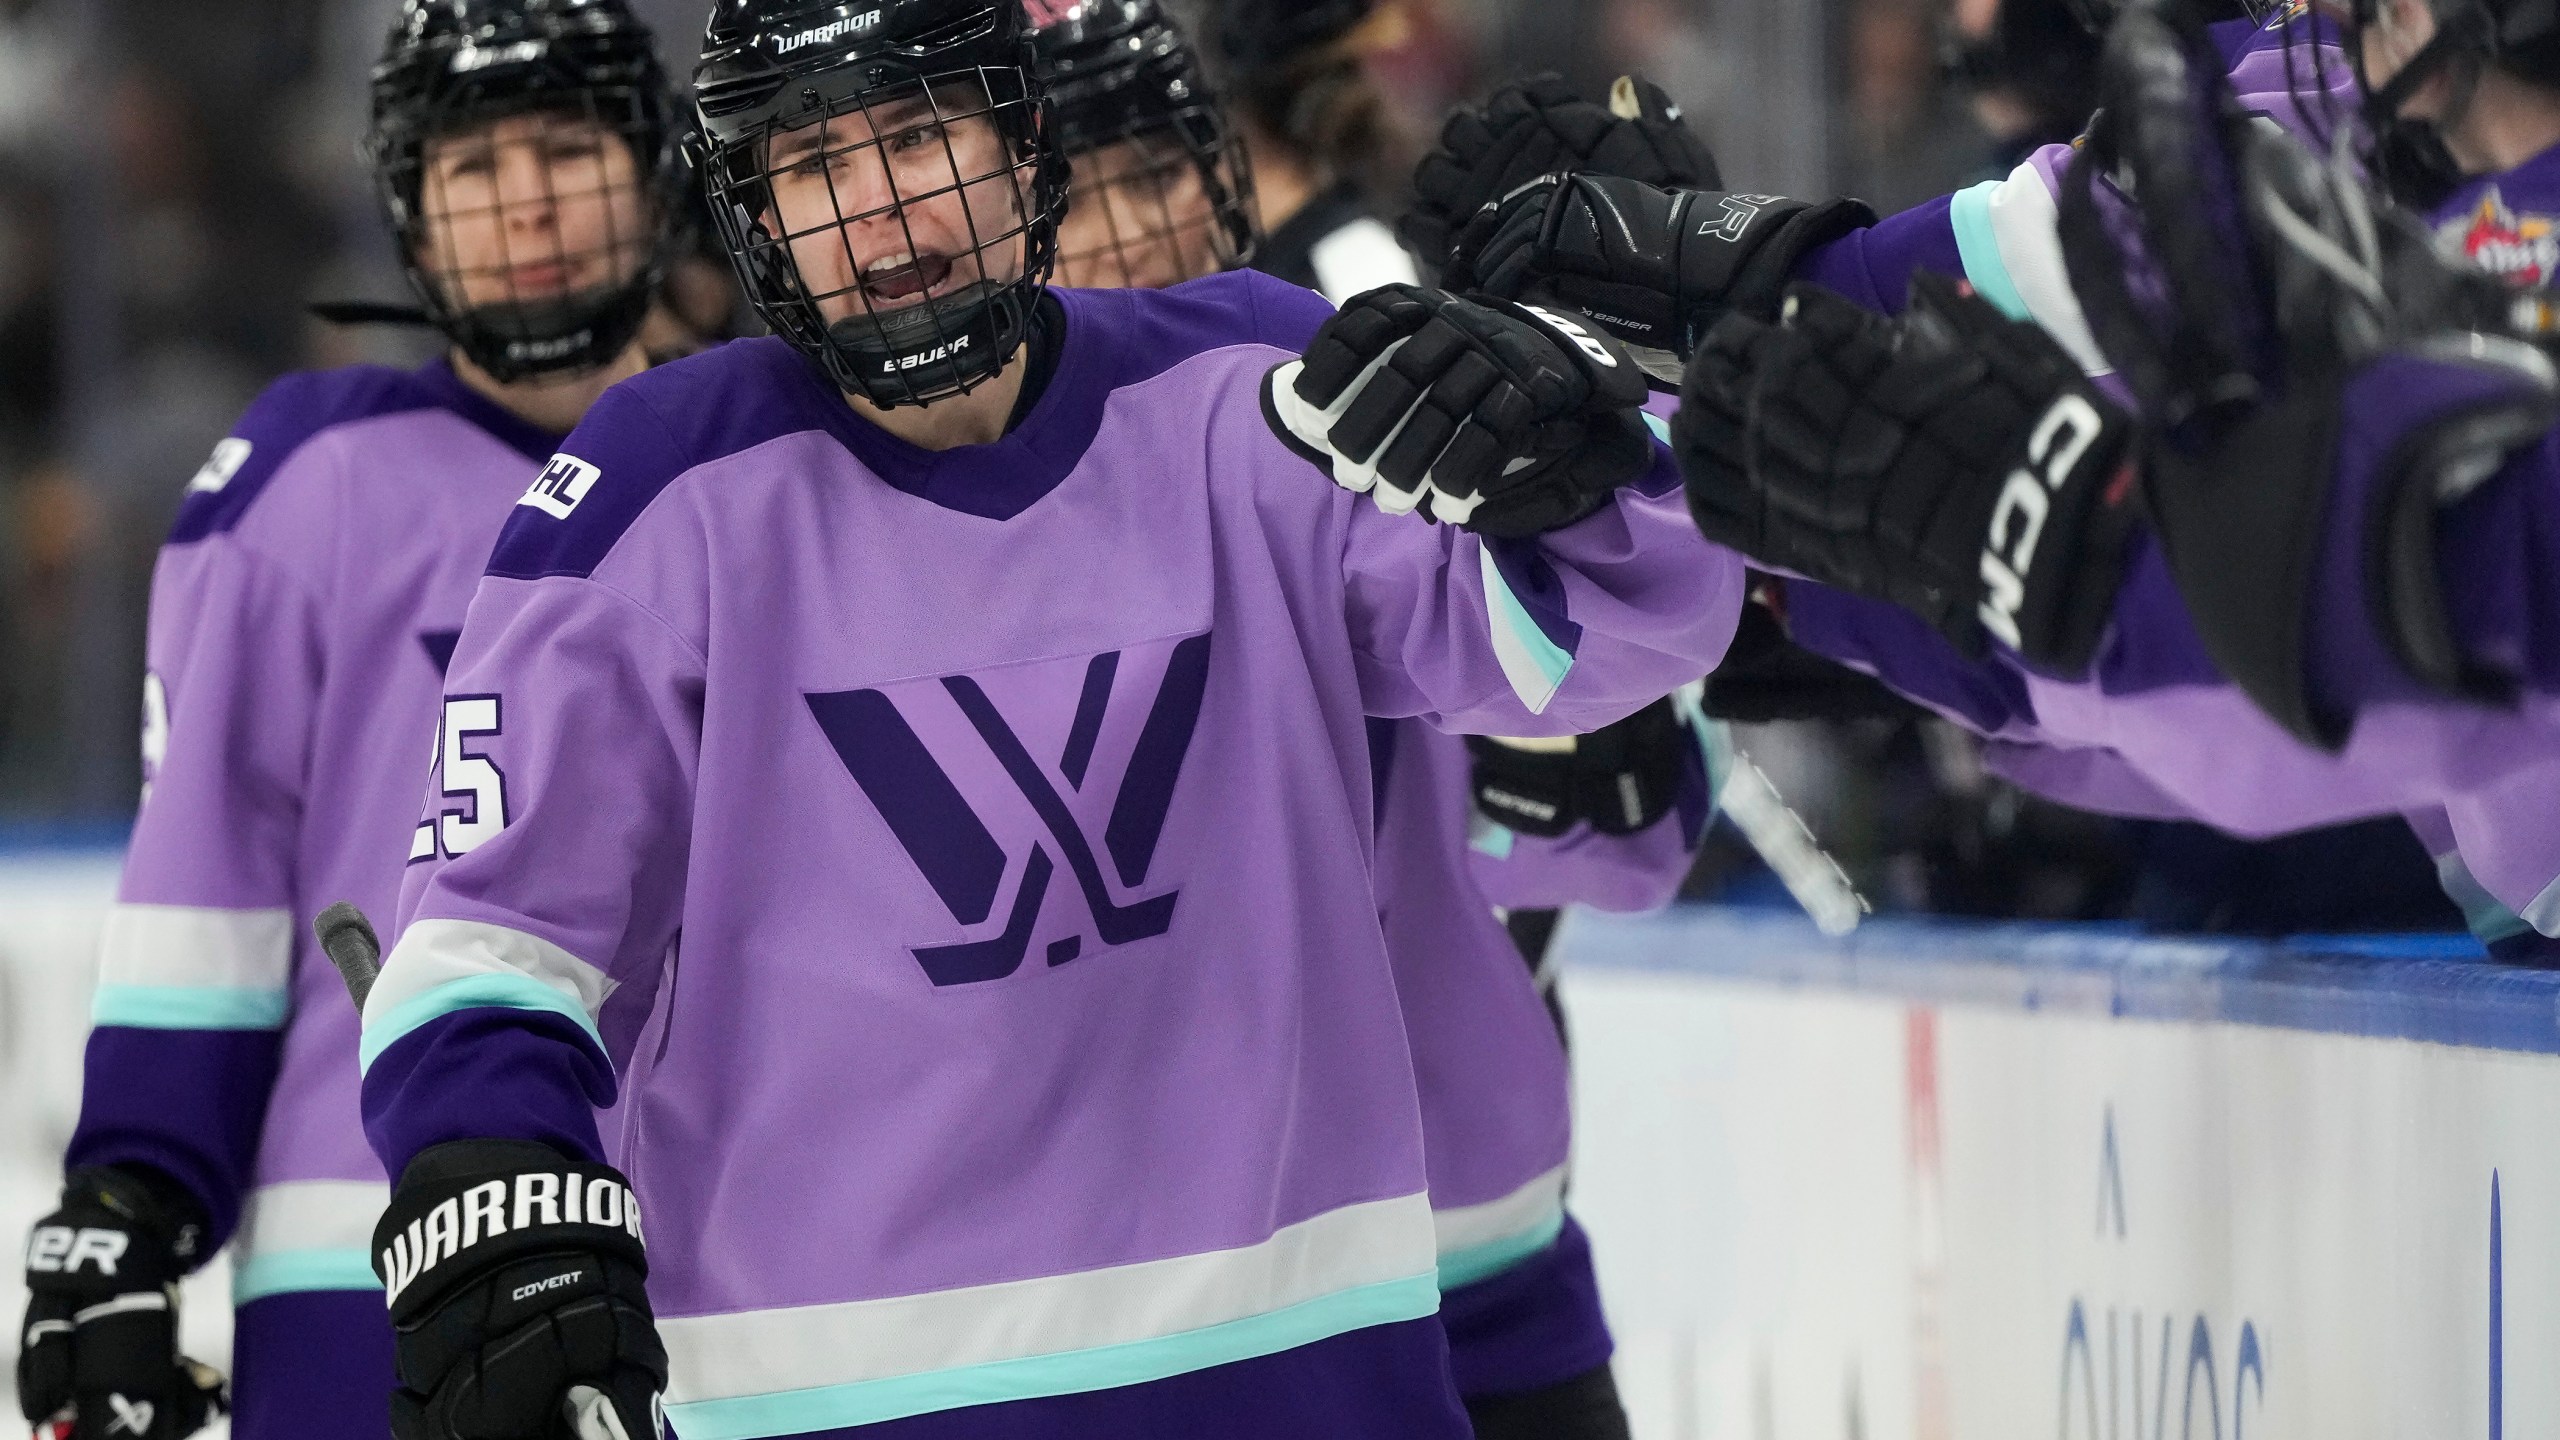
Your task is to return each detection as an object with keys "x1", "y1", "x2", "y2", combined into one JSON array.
[
  {"x1": 19, "y1": 1166, "x2": 226, "y2": 1440},
  {"x1": 1455, "y1": 173, "x2": 1876, "y2": 370},
  {"x1": 1677, "y1": 273, "x2": 2141, "y2": 672},
  {"x1": 1400, "y1": 73, "x2": 1719, "y2": 273},
  {"x1": 374, "y1": 1141, "x2": 665, "y2": 1440},
  {"x1": 1468, "y1": 695, "x2": 1695, "y2": 838},
  {"x1": 1263, "y1": 285, "x2": 1655, "y2": 538}
]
